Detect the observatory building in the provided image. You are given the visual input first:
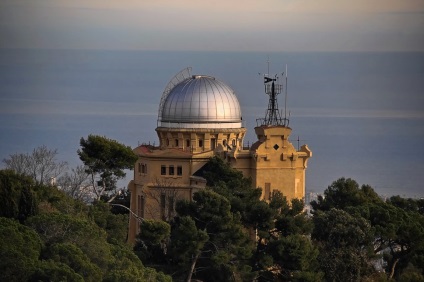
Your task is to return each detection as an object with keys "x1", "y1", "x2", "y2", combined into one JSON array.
[{"x1": 127, "y1": 68, "x2": 311, "y2": 243}]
